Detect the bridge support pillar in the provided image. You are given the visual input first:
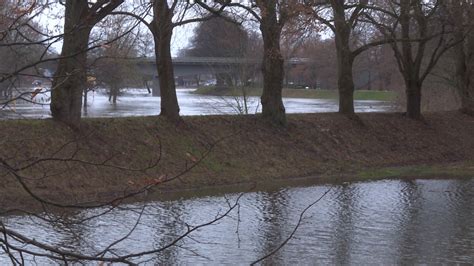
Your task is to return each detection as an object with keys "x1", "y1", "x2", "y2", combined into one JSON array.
[{"x1": 152, "y1": 76, "x2": 160, "y2": 97}]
